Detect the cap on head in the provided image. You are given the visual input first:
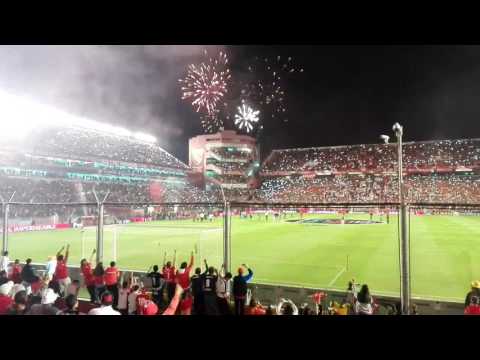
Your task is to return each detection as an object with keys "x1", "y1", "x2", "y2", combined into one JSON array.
[{"x1": 471, "y1": 280, "x2": 480, "y2": 289}]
